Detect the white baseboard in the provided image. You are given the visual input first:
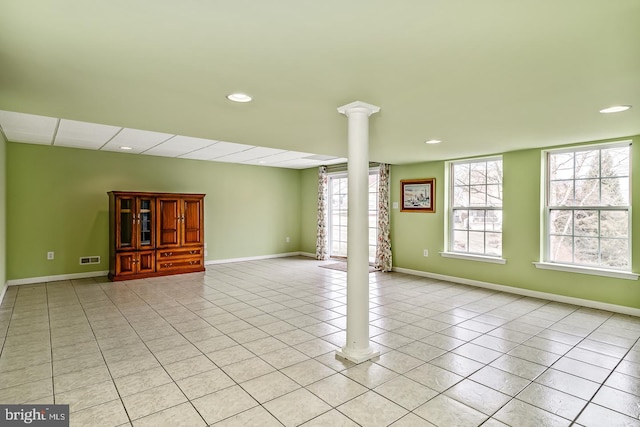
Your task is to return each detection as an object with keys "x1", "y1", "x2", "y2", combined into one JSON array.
[
  {"x1": 205, "y1": 252, "x2": 306, "y2": 265},
  {"x1": 393, "y1": 267, "x2": 640, "y2": 317},
  {"x1": 7, "y1": 270, "x2": 109, "y2": 286}
]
